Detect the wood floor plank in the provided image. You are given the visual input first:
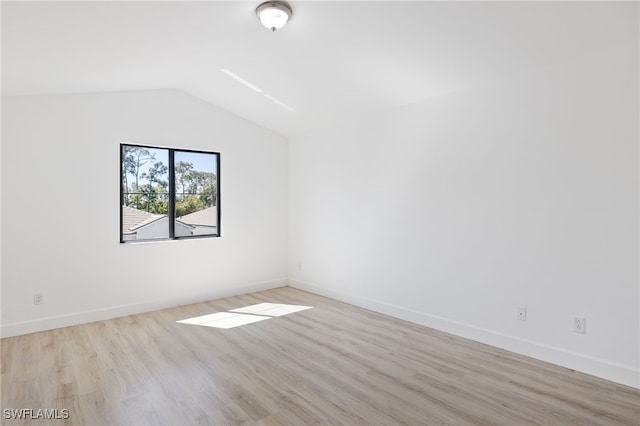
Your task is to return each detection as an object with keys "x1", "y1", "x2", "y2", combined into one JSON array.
[{"x1": 1, "y1": 287, "x2": 639, "y2": 425}]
